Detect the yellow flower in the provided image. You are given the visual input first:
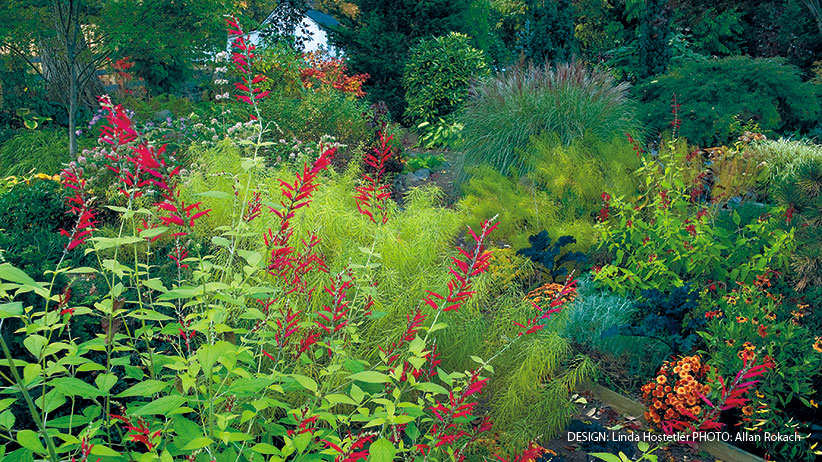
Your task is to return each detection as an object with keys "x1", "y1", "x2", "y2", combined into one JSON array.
[
  {"x1": 726, "y1": 295, "x2": 738, "y2": 305},
  {"x1": 813, "y1": 337, "x2": 822, "y2": 353}
]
